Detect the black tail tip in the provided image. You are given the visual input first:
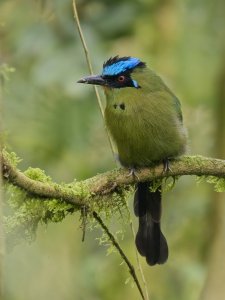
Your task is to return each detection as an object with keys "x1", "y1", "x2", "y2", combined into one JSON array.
[
  {"x1": 135, "y1": 228, "x2": 169, "y2": 266},
  {"x1": 145, "y1": 232, "x2": 169, "y2": 266}
]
